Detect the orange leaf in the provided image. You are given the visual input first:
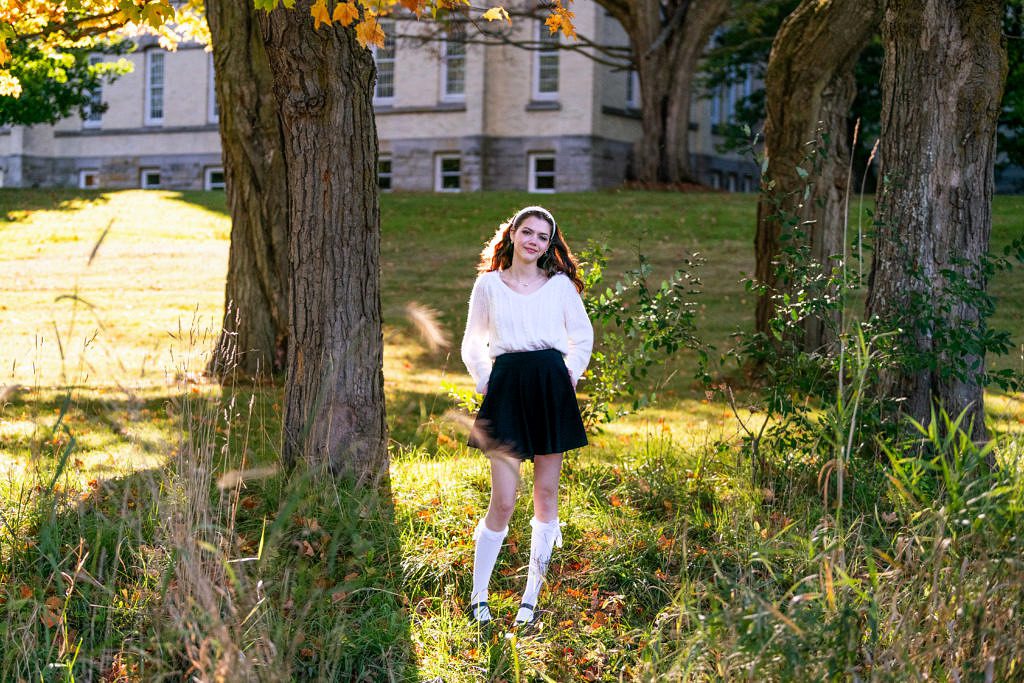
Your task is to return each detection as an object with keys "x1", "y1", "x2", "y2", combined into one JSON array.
[
  {"x1": 45, "y1": 596, "x2": 62, "y2": 609},
  {"x1": 355, "y1": 17, "x2": 385, "y2": 49},
  {"x1": 310, "y1": 0, "x2": 331, "y2": 29},
  {"x1": 609, "y1": 493, "x2": 622, "y2": 507},
  {"x1": 332, "y1": 1, "x2": 359, "y2": 26},
  {"x1": 399, "y1": 0, "x2": 422, "y2": 14},
  {"x1": 19, "y1": 584, "x2": 33, "y2": 599},
  {"x1": 331, "y1": 590, "x2": 348, "y2": 603}
]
